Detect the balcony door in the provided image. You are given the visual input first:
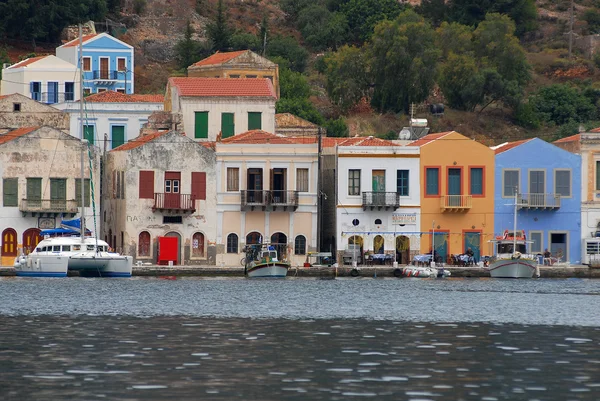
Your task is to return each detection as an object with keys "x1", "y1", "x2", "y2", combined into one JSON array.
[
  {"x1": 270, "y1": 168, "x2": 287, "y2": 203},
  {"x1": 247, "y1": 168, "x2": 263, "y2": 203},
  {"x1": 448, "y1": 168, "x2": 461, "y2": 206},
  {"x1": 164, "y1": 172, "x2": 181, "y2": 209},
  {"x1": 50, "y1": 178, "x2": 66, "y2": 210},
  {"x1": 372, "y1": 170, "x2": 385, "y2": 205},
  {"x1": 100, "y1": 58, "x2": 109, "y2": 79}
]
